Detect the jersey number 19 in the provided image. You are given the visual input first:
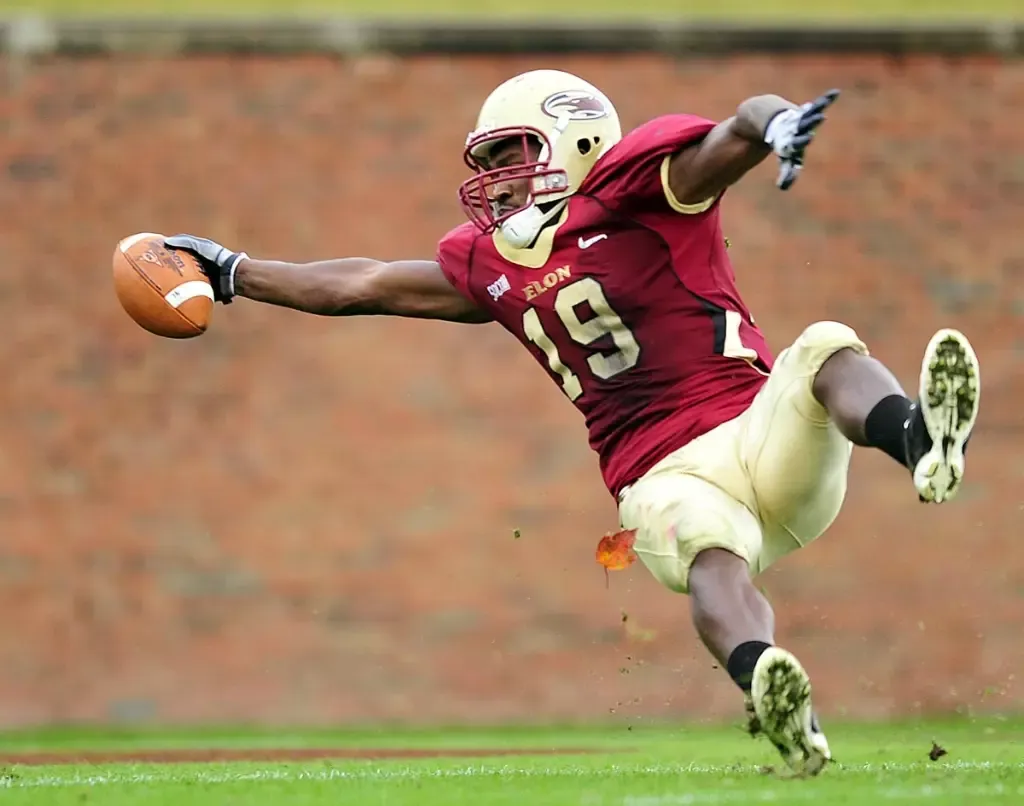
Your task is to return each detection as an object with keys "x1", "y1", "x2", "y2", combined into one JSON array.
[{"x1": 522, "y1": 278, "x2": 757, "y2": 401}]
